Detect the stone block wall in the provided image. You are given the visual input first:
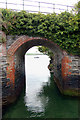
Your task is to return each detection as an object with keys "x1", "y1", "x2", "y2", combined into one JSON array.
[
  {"x1": 14, "y1": 49, "x2": 25, "y2": 91},
  {"x1": 6, "y1": 35, "x2": 80, "y2": 97},
  {"x1": 61, "y1": 55, "x2": 80, "y2": 96},
  {"x1": 69, "y1": 56, "x2": 80, "y2": 76},
  {"x1": 0, "y1": 43, "x2": 11, "y2": 105},
  {"x1": 6, "y1": 35, "x2": 22, "y2": 50}
]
